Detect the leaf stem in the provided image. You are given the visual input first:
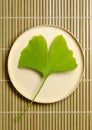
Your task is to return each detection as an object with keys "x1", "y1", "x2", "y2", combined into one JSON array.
[{"x1": 18, "y1": 77, "x2": 47, "y2": 119}]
